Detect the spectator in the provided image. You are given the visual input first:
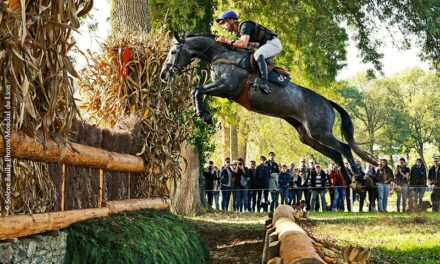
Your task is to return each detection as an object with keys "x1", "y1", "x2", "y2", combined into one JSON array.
[
  {"x1": 269, "y1": 169, "x2": 280, "y2": 211},
  {"x1": 267, "y1": 151, "x2": 280, "y2": 174},
  {"x1": 365, "y1": 164, "x2": 378, "y2": 212},
  {"x1": 220, "y1": 158, "x2": 233, "y2": 211},
  {"x1": 256, "y1": 156, "x2": 271, "y2": 212},
  {"x1": 248, "y1": 160, "x2": 257, "y2": 212},
  {"x1": 267, "y1": 151, "x2": 280, "y2": 208},
  {"x1": 309, "y1": 164, "x2": 329, "y2": 212},
  {"x1": 327, "y1": 163, "x2": 337, "y2": 208},
  {"x1": 428, "y1": 157, "x2": 440, "y2": 212},
  {"x1": 239, "y1": 158, "x2": 250, "y2": 211},
  {"x1": 376, "y1": 158, "x2": 394, "y2": 212},
  {"x1": 232, "y1": 159, "x2": 247, "y2": 212},
  {"x1": 344, "y1": 161, "x2": 354, "y2": 212},
  {"x1": 299, "y1": 158, "x2": 312, "y2": 210},
  {"x1": 279, "y1": 165, "x2": 291, "y2": 205},
  {"x1": 203, "y1": 161, "x2": 216, "y2": 207},
  {"x1": 212, "y1": 166, "x2": 221, "y2": 210},
  {"x1": 331, "y1": 165, "x2": 347, "y2": 211},
  {"x1": 410, "y1": 158, "x2": 427, "y2": 207},
  {"x1": 353, "y1": 160, "x2": 367, "y2": 212},
  {"x1": 288, "y1": 162, "x2": 295, "y2": 174},
  {"x1": 308, "y1": 160, "x2": 320, "y2": 211},
  {"x1": 394, "y1": 157, "x2": 410, "y2": 212},
  {"x1": 290, "y1": 168, "x2": 301, "y2": 206}
]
